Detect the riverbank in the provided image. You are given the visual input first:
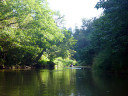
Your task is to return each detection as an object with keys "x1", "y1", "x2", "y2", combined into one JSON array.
[
  {"x1": 0, "y1": 65, "x2": 33, "y2": 70},
  {"x1": 0, "y1": 62, "x2": 55, "y2": 70}
]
